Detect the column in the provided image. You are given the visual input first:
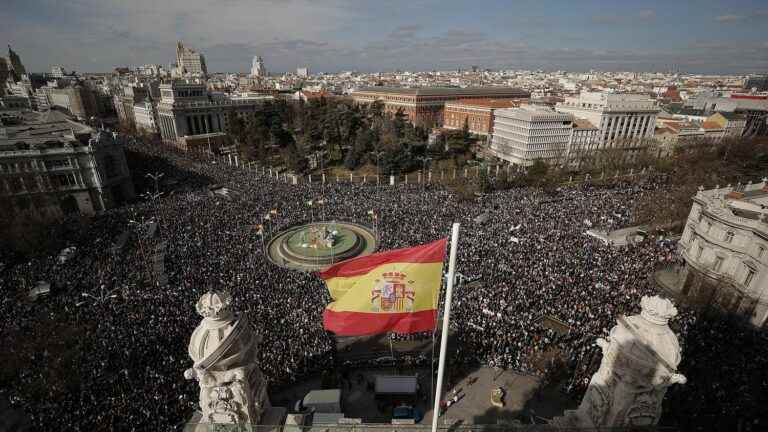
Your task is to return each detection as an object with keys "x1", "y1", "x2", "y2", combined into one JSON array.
[{"x1": 203, "y1": 115, "x2": 210, "y2": 134}]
